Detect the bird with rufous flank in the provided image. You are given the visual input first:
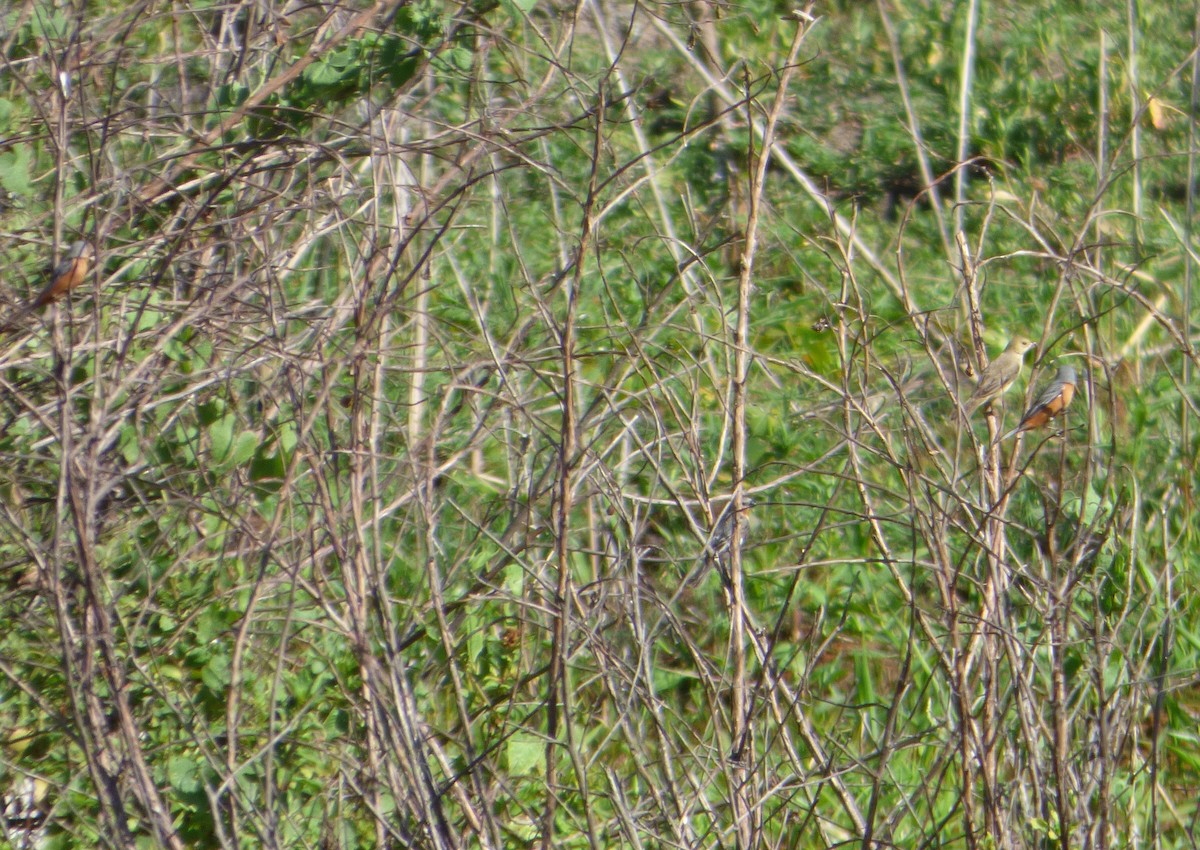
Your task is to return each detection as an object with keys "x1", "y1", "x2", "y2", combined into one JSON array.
[
  {"x1": 1, "y1": 241, "x2": 95, "y2": 333},
  {"x1": 998, "y1": 364, "x2": 1077, "y2": 442},
  {"x1": 963, "y1": 335, "x2": 1036, "y2": 414},
  {"x1": 32, "y1": 240, "x2": 95, "y2": 307}
]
